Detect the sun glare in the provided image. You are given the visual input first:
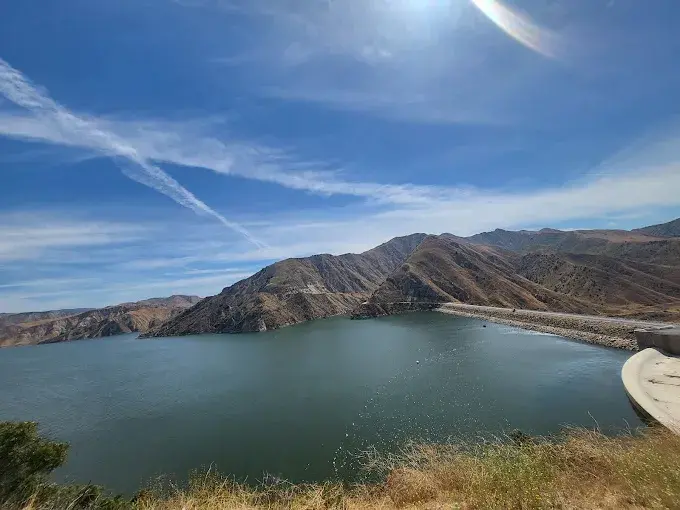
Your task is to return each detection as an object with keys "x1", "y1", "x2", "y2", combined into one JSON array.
[{"x1": 469, "y1": 0, "x2": 558, "y2": 58}]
